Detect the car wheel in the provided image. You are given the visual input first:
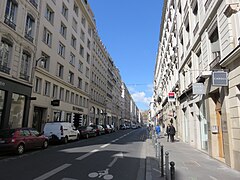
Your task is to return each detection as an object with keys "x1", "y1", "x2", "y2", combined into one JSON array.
[
  {"x1": 77, "y1": 134, "x2": 80, "y2": 141},
  {"x1": 63, "y1": 136, "x2": 68, "y2": 144},
  {"x1": 42, "y1": 140, "x2": 48, "y2": 149},
  {"x1": 16, "y1": 144, "x2": 25, "y2": 155}
]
